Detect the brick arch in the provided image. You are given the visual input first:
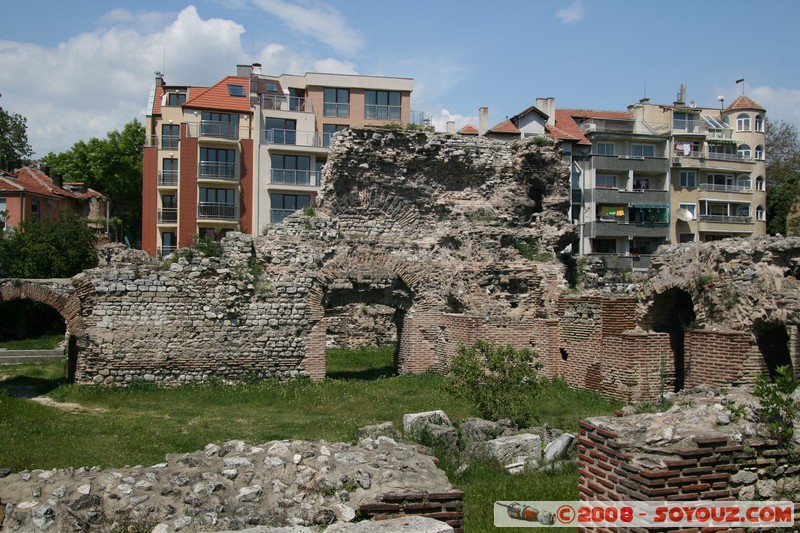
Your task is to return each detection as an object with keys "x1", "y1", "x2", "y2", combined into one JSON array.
[
  {"x1": 0, "y1": 281, "x2": 85, "y2": 381},
  {"x1": 305, "y1": 249, "x2": 441, "y2": 380}
]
